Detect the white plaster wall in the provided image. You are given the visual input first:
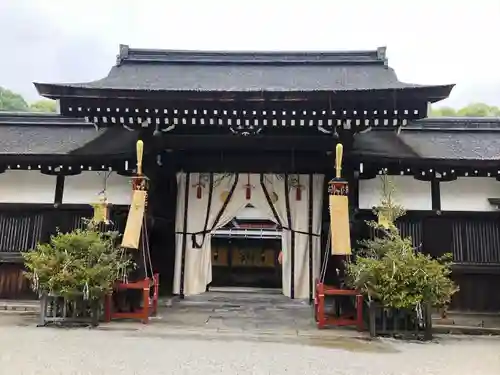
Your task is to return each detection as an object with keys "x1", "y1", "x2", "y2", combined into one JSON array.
[
  {"x1": 0, "y1": 170, "x2": 56, "y2": 203},
  {"x1": 441, "y1": 177, "x2": 500, "y2": 212},
  {"x1": 63, "y1": 172, "x2": 132, "y2": 205},
  {"x1": 359, "y1": 175, "x2": 431, "y2": 210}
]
